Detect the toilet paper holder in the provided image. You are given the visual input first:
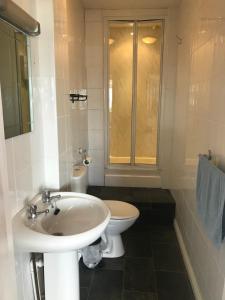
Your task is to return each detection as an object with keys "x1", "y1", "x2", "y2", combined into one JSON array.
[{"x1": 78, "y1": 148, "x2": 92, "y2": 166}]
